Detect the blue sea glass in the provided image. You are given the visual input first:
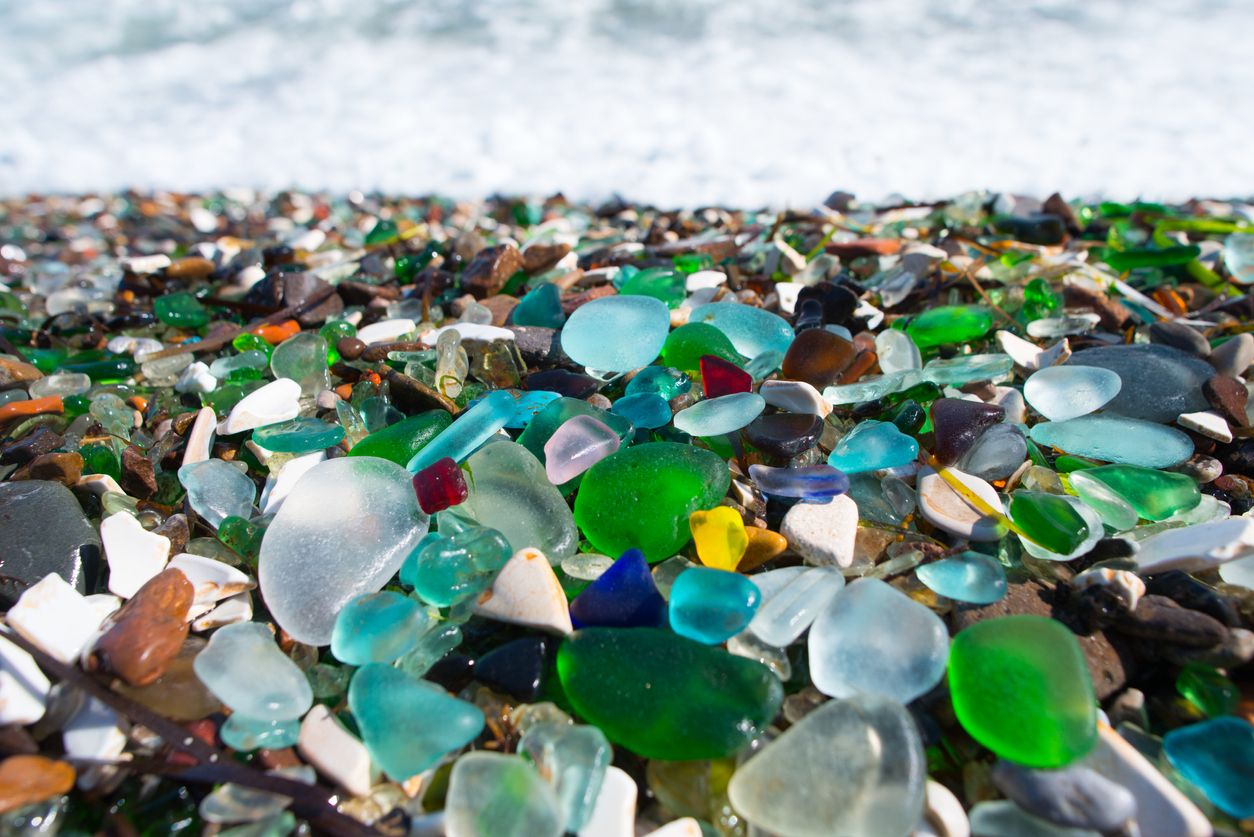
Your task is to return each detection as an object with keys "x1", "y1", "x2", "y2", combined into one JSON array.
[
  {"x1": 406, "y1": 389, "x2": 516, "y2": 472},
  {"x1": 1029, "y1": 415, "x2": 1194, "y2": 469},
  {"x1": 611, "y1": 392, "x2": 671, "y2": 429},
  {"x1": 747, "y1": 464, "x2": 850, "y2": 501},
  {"x1": 569, "y1": 548, "x2": 668, "y2": 629},
  {"x1": 915, "y1": 552, "x2": 1007, "y2": 604},
  {"x1": 673, "y1": 392, "x2": 765, "y2": 437},
  {"x1": 669, "y1": 567, "x2": 761, "y2": 645},
  {"x1": 1164, "y1": 717, "x2": 1254, "y2": 819},
  {"x1": 560, "y1": 296, "x2": 670, "y2": 373},
  {"x1": 626, "y1": 366, "x2": 691, "y2": 399},
  {"x1": 827, "y1": 420, "x2": 920, "y2": 474}
]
